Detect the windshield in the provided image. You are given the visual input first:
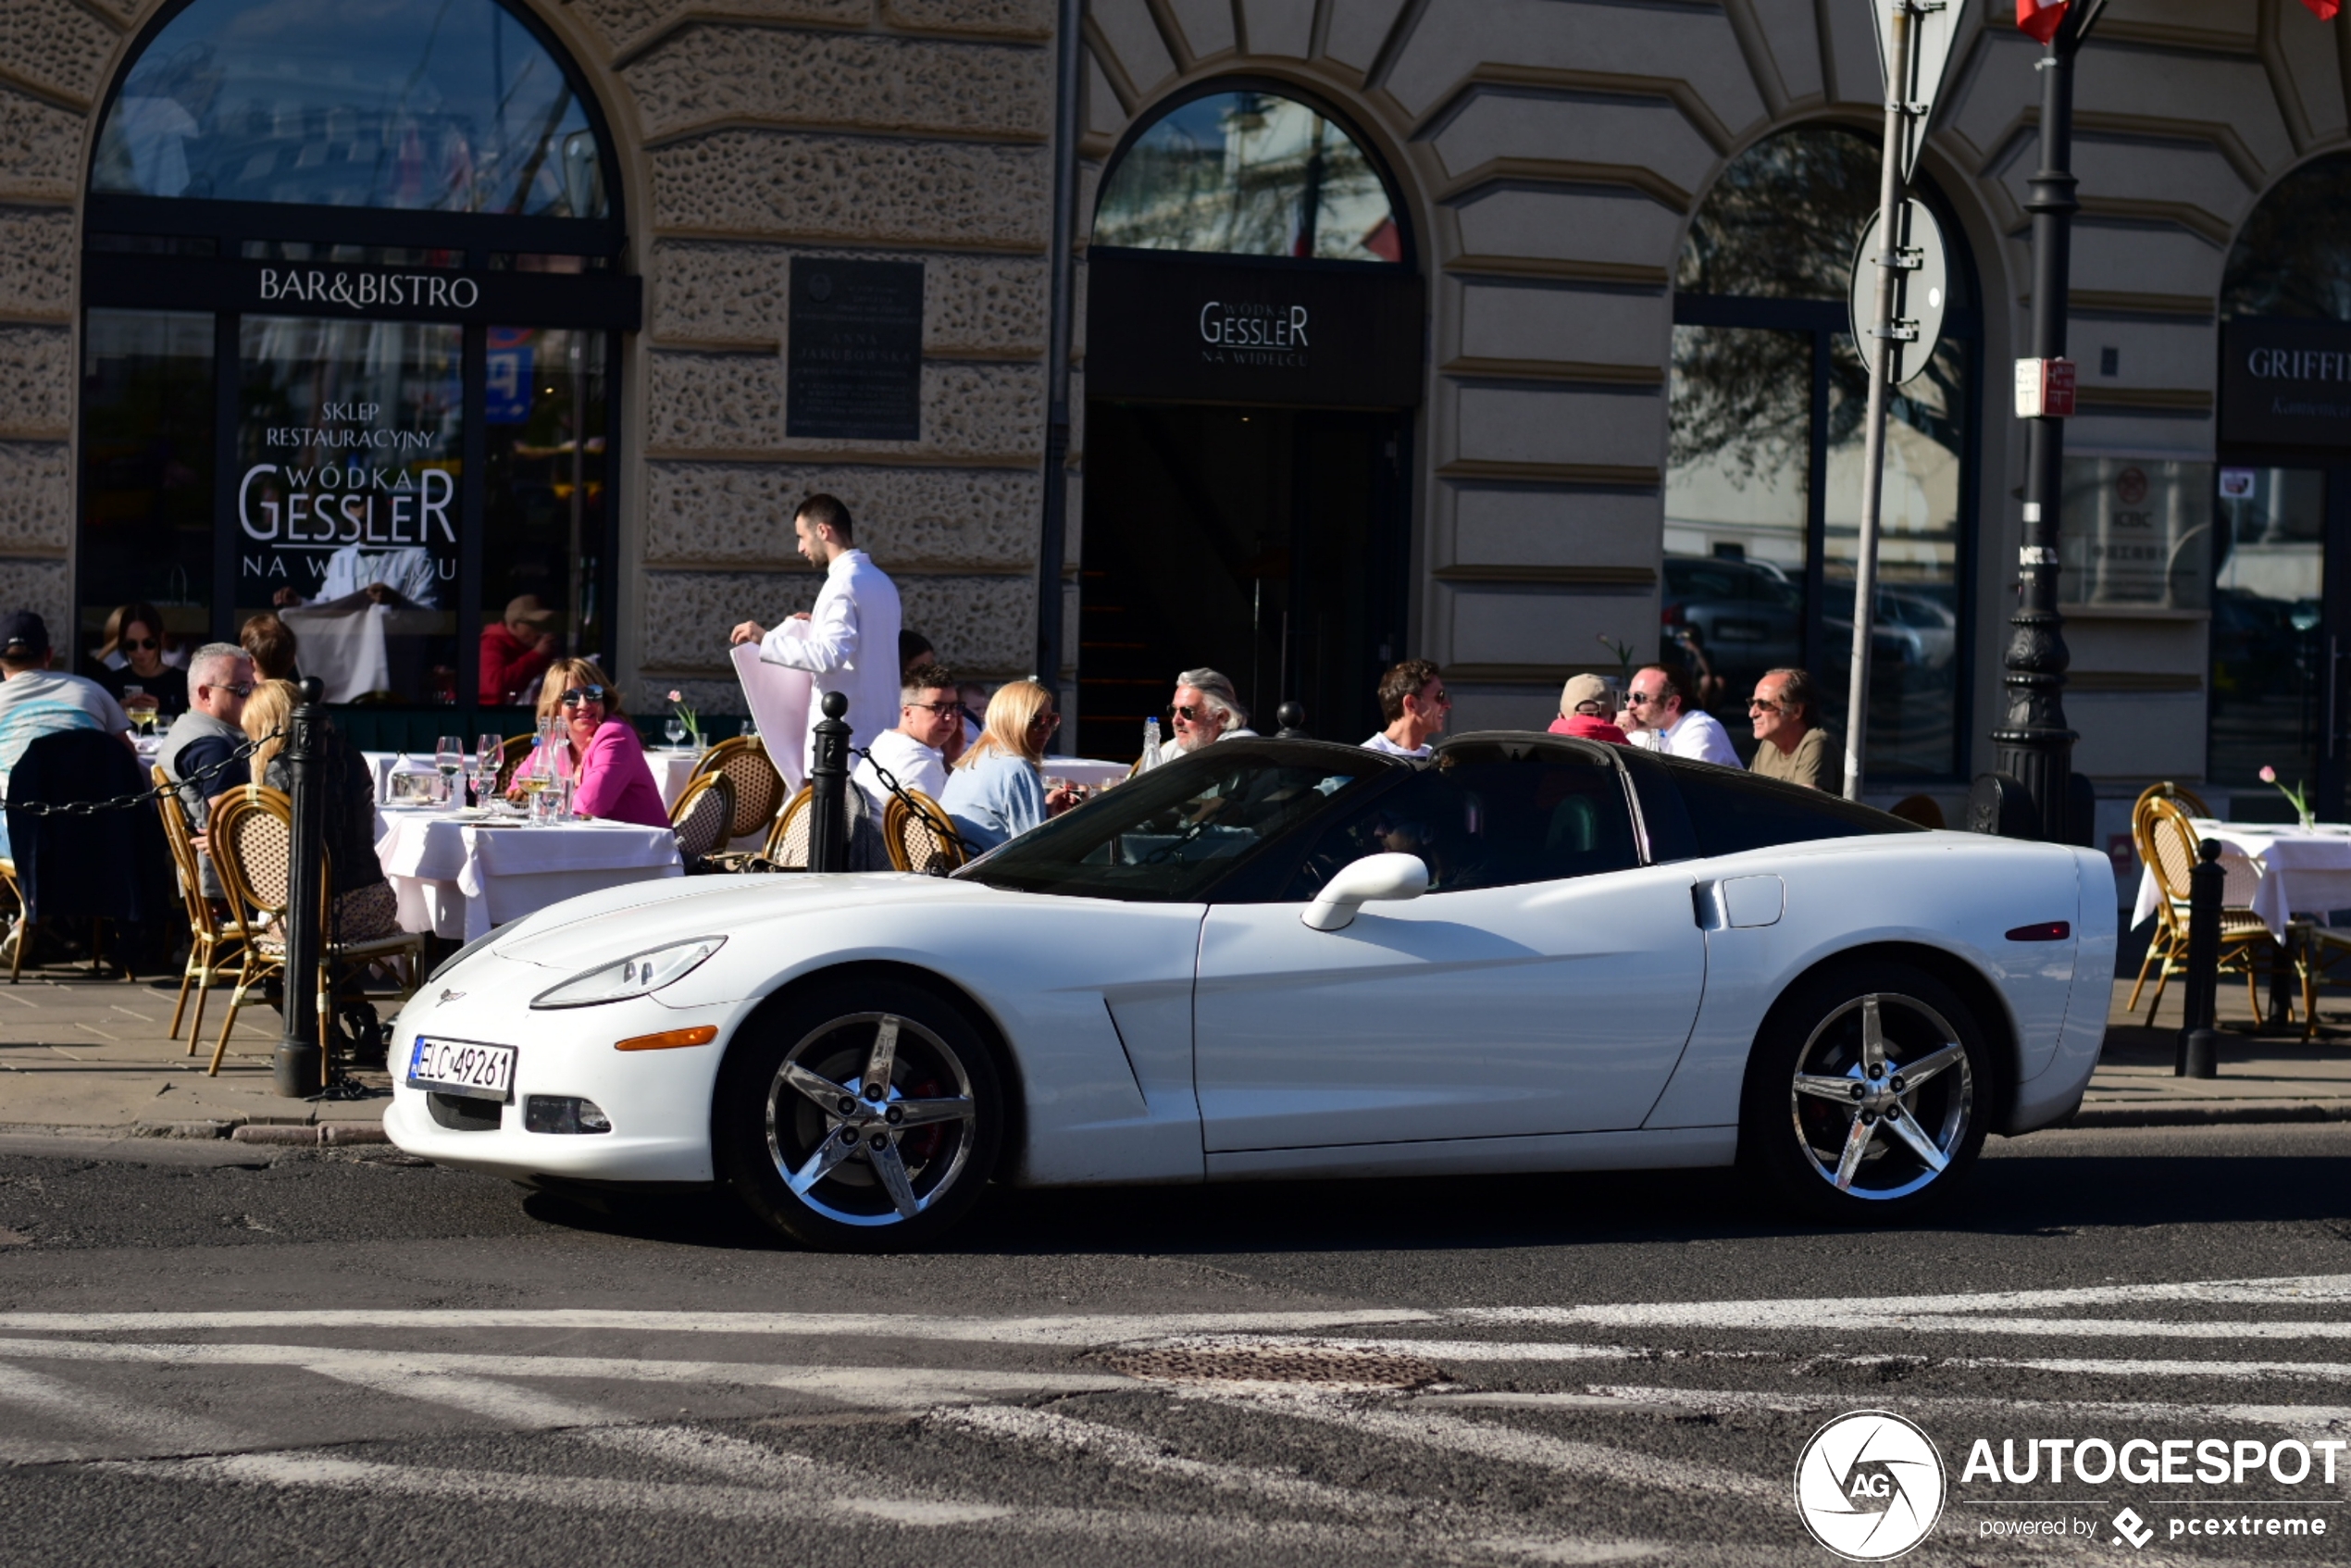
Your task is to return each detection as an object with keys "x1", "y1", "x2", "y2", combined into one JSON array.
[{"x1": 953, "y1": 742, "x2": 1393, "y2": 900}]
